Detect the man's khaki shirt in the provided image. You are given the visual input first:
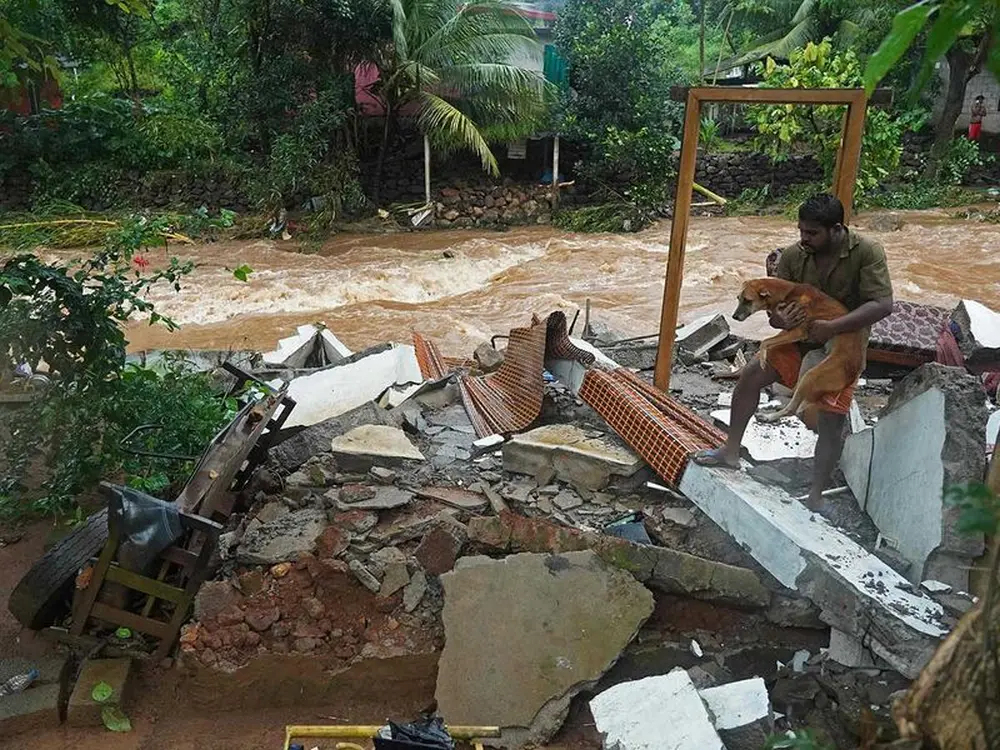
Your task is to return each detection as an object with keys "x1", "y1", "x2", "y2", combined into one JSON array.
[{"x1": 774, "y1": 228, "x2": 894, "y2": 349}]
